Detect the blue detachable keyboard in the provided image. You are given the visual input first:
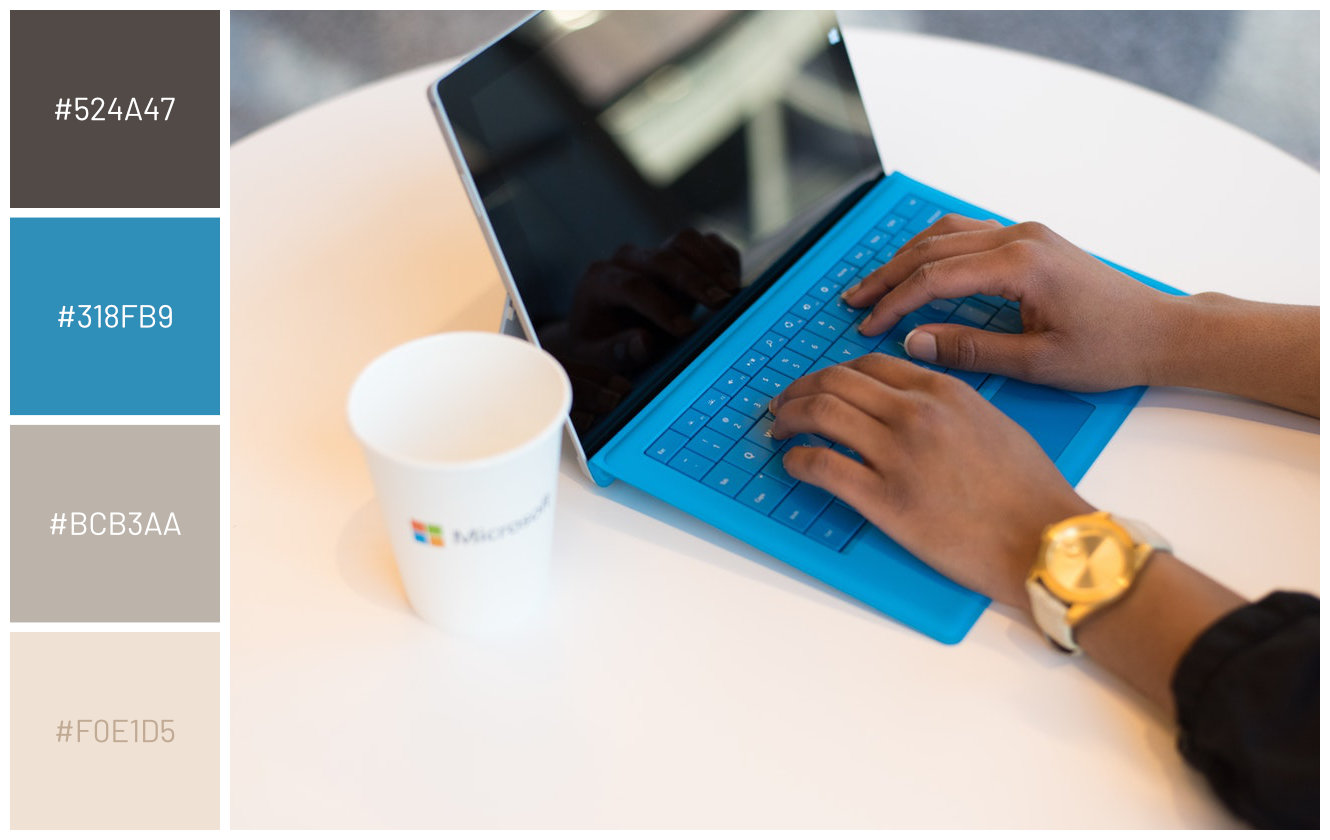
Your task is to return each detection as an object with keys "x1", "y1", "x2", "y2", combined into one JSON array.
[{"x1": 644, "y1": 194, "x2": 1023, "y2": 552}]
